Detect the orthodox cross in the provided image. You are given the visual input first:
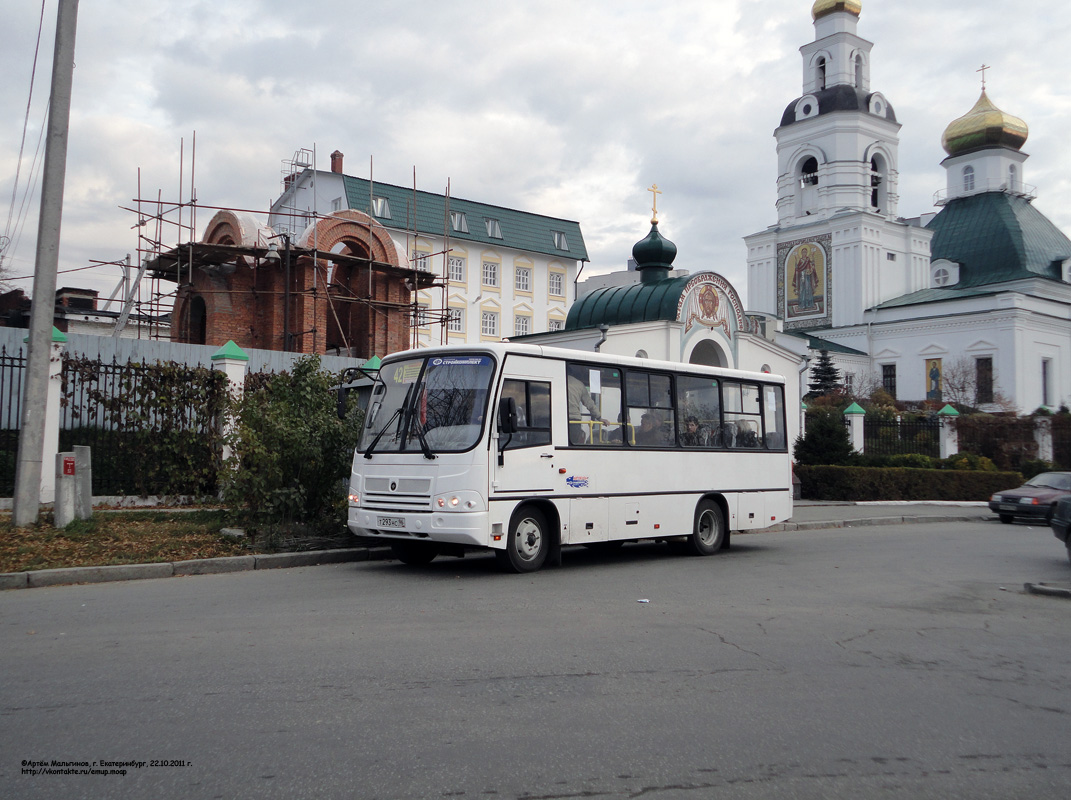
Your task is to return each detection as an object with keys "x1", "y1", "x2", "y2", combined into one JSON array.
[
  {"x1": 648, "y1": 183, "x2": 662, "y2": 223},
  {"x1": 977, "y1": 63, "x2": 989, "y2": 91}
]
